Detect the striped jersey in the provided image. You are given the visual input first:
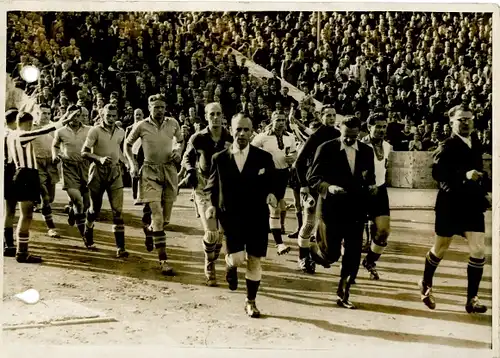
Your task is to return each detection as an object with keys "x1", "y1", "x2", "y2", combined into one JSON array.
[{"x1": 5, "y1": 122, "x2": 63, "y2": 170}]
